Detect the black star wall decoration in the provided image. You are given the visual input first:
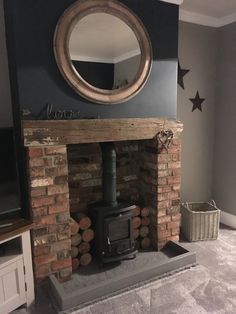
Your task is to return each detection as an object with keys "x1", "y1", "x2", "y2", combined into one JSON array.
[
  {"x1": 189, "y1": 91, "x2": 206, "y2": 112},
  {"x1": 178, "y1": 61, "x2": 190, "y2": 89}
]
